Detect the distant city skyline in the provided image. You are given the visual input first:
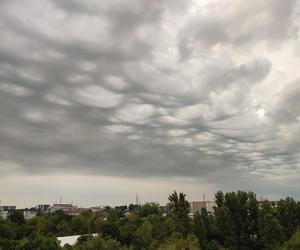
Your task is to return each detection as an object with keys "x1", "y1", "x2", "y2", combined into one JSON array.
[
  {"x1": 0, "y1": 174, "x2": 293, "y2": 209},
  {"x1": 1, "y1": 0, "x2": 300, "y2": 207}
]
